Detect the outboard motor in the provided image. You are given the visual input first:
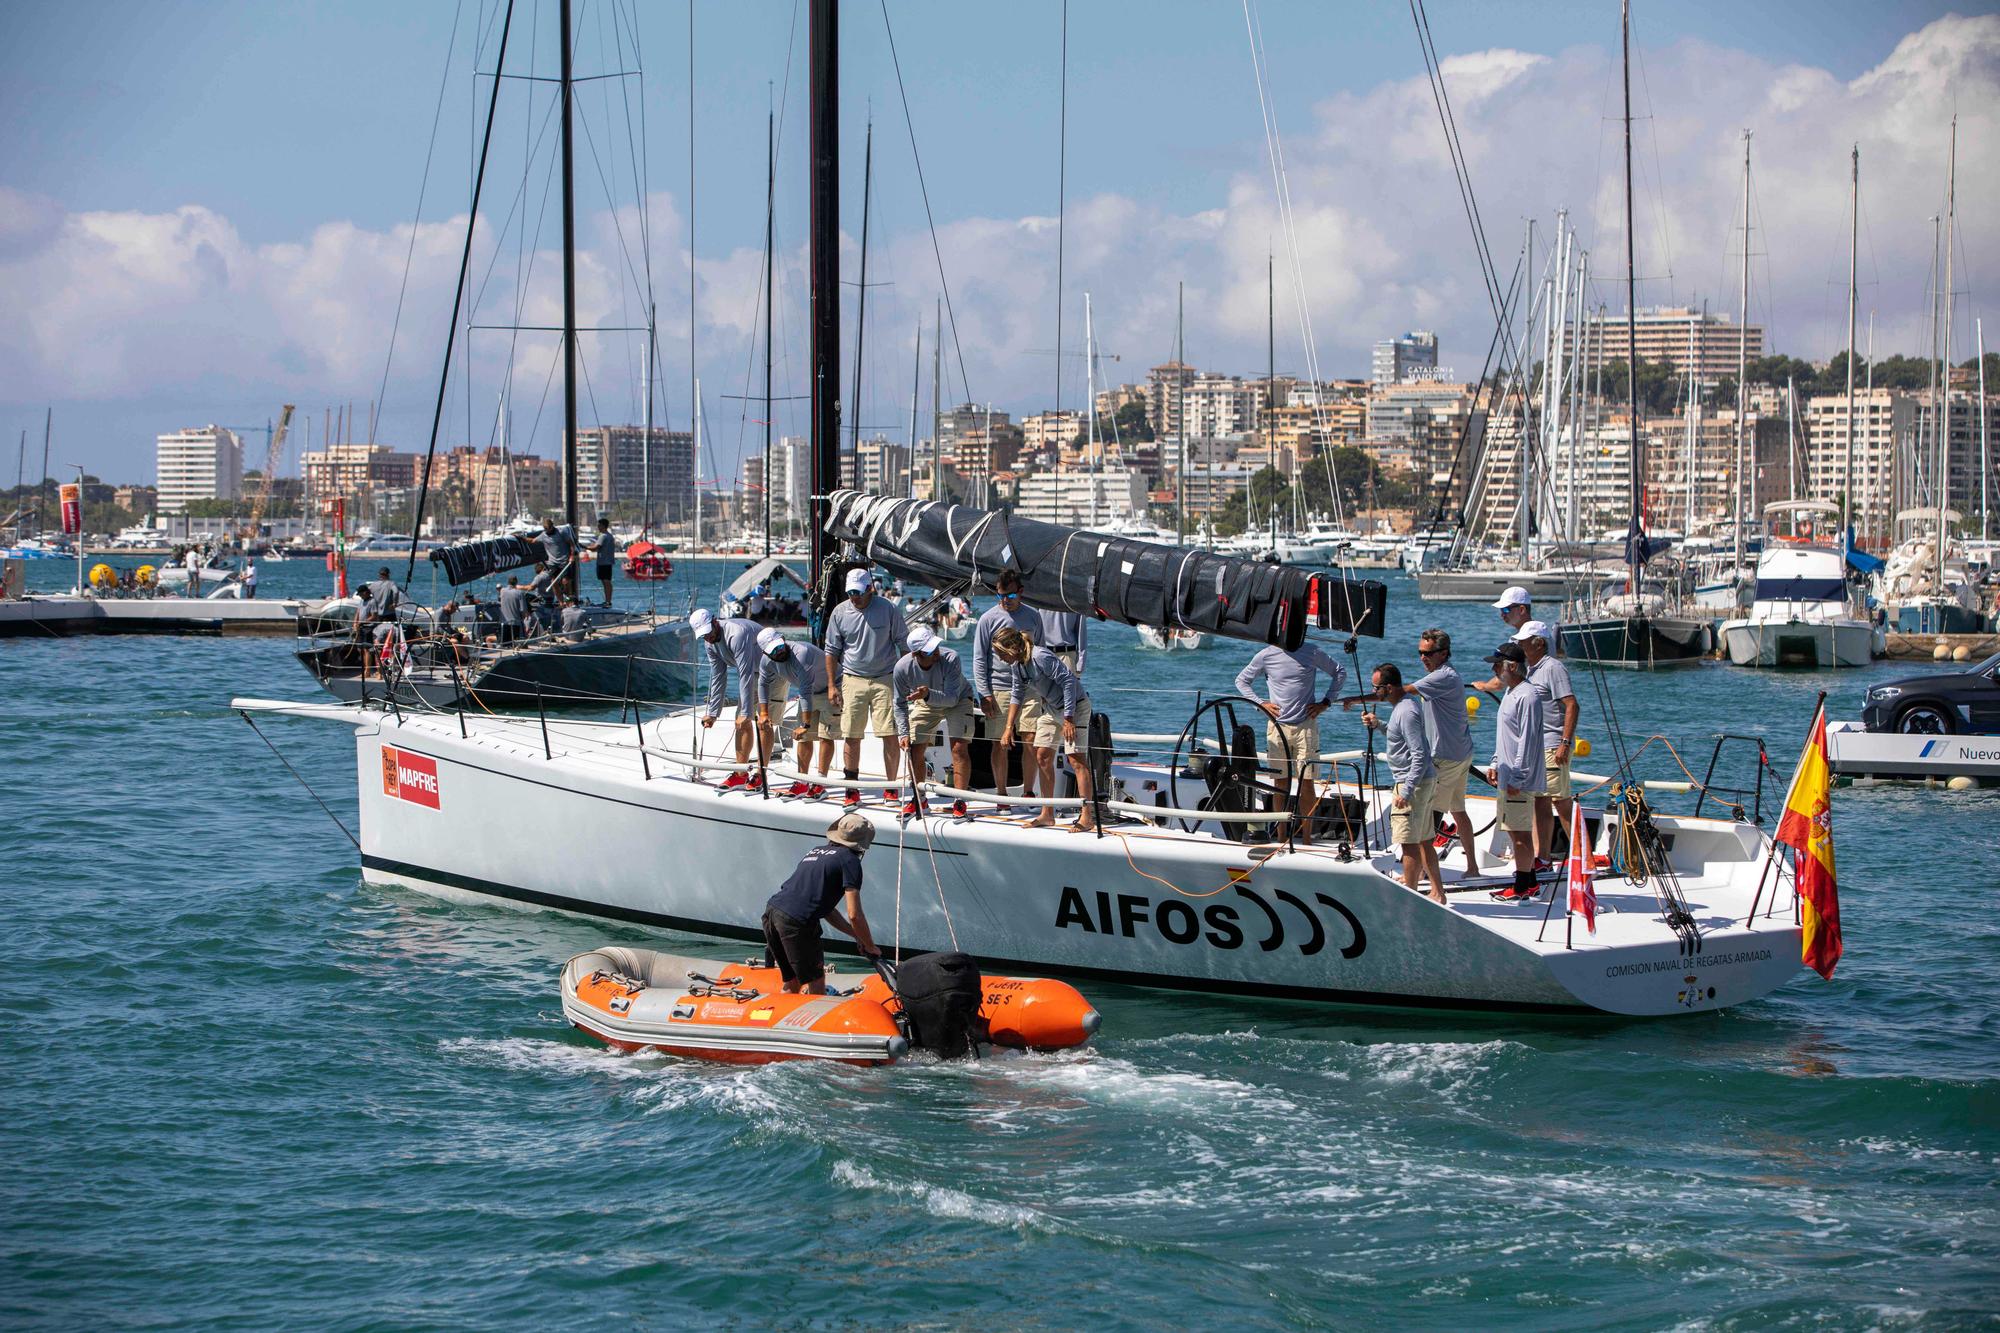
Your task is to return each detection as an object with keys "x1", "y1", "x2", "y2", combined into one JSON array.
[{"x1": 891, "y1": 951, "x2": 985, "y2": 1059}]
